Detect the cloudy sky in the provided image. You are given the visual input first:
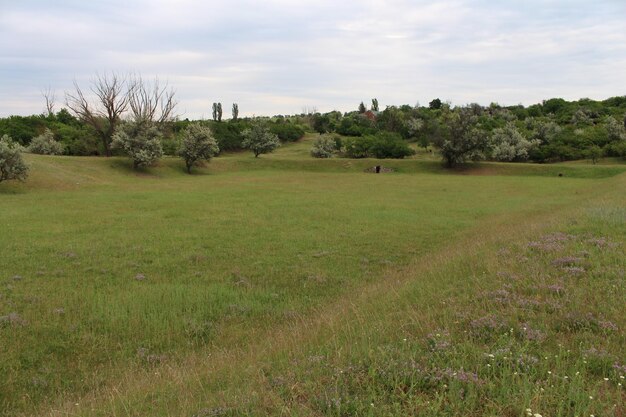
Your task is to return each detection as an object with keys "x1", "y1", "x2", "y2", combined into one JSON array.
[{"x1": 1, "y1": 0, "x2": 625, "y2": 118}]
